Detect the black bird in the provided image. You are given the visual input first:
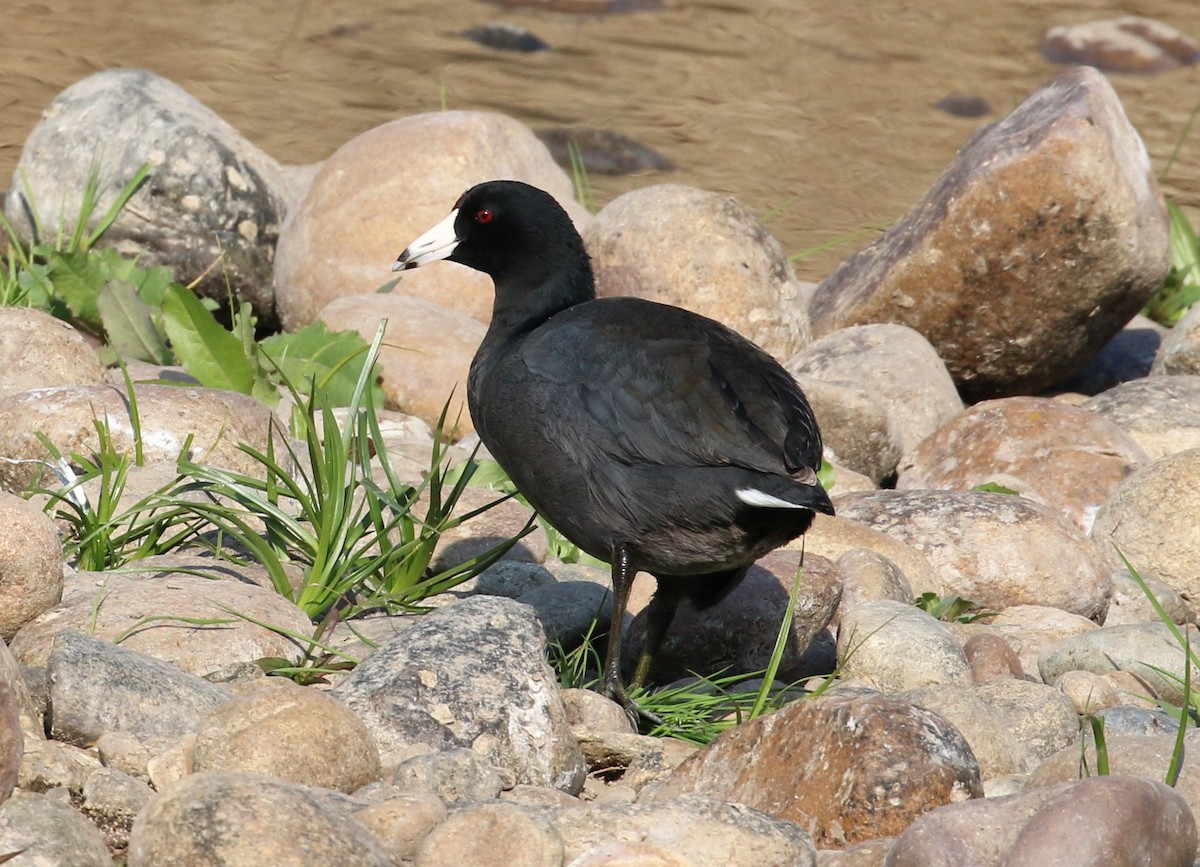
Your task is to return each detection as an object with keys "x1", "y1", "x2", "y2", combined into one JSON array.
[{"x1": 394, "y1": 180, "x2": 834, "y2": 717}]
